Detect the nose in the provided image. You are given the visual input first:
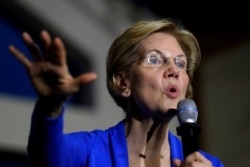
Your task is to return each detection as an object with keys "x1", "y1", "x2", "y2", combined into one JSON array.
[{"x1": 164, "y1": 61, "x2": 179, "y2": 78}]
